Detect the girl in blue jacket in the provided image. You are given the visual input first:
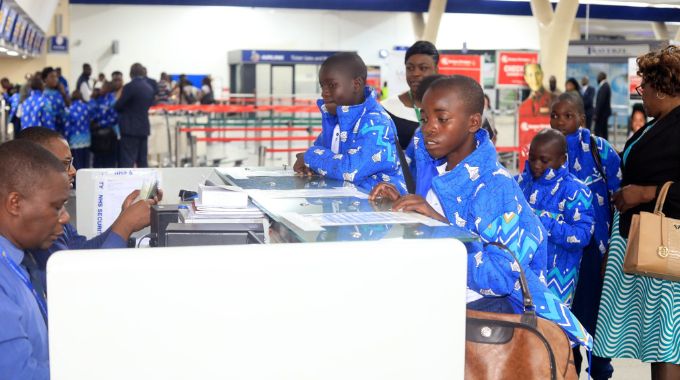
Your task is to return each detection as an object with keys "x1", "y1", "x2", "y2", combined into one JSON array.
[{"x1": 517, "y1": 129, "x2": 595, "y2": 307}]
